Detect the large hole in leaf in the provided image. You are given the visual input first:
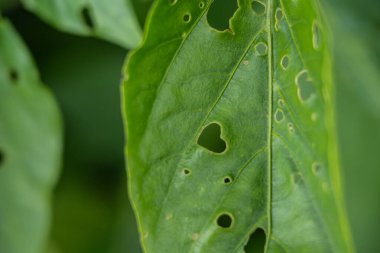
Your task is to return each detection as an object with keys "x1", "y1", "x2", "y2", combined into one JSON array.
[
  {"x1": 216, "y1": 213, "x2": 233, "y2": 228},
  {"x1": 81, "y1": 6, "x2": 95, "y2": 30},
  {"x1": 207, "y1": 0, "x2": 238, "y2": 31},
  {"x1": 244, "y1": 228, "x2": 267, "y2": 252},
  {"x1": 197, "y1": 122, "x2": 226, "y2": 153}
]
